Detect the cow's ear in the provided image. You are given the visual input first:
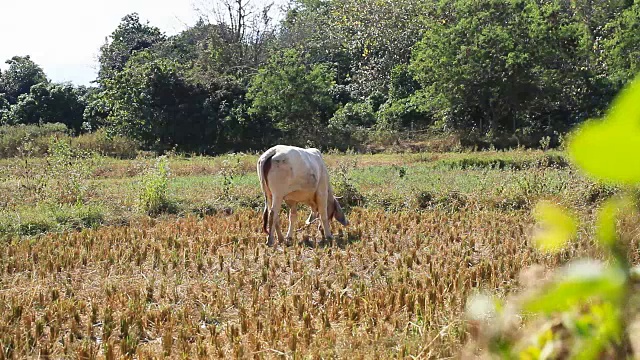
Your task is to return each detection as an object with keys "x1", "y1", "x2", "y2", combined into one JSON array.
[{"x1": 333, "y1": 199, "x2": 349, "y2": 226}]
